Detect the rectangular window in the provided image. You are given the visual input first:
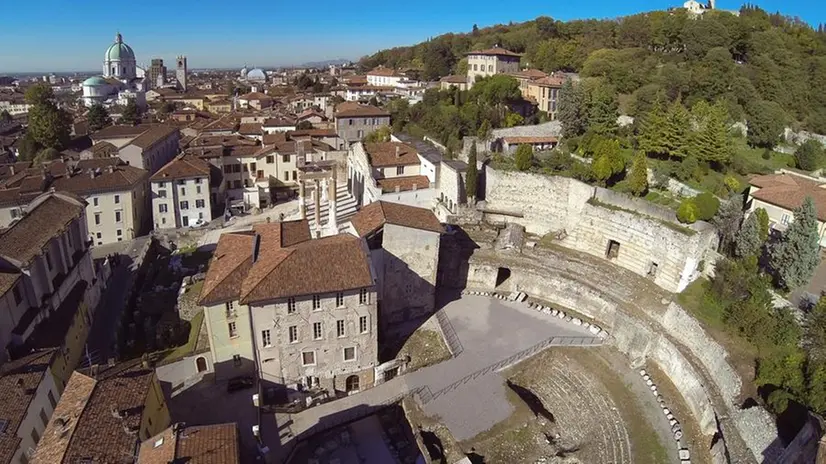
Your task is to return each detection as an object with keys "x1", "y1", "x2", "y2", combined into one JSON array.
[
  {"x1": 115, "y1": 211, "x2": 122, "y2": 223},
  {"x1": 180, "y1": 187, "x2": 186, "y2": 196},
  {"x1": 292, "y1": 171, "x2": 297, "y2": 181},
  {"x1": 159, "y1": 182, "x2": 166, "y2": 188},
  {"x1": 288, "y1": 325, "x2": 298, "y2": 343},
  {"x1": 92, "y1": 197, "x2": 99, "y2": 207},
  {"x1": 343, "y1": 347, "x2": 356, "y2": 361},
  {"x1": 48, "y1": 390, "x2": 56, "y2": 409},
  {"x1": 94, "y1": 213, "x2": 101, "y2": 225},
  {"x1": 31, "y1": 428, "x2": 40, "y2": 444},
  {"x1": 283, "y1": 172, "x2": 289, "y2": 181},
  {"x1": 233, "y1": 180, "x2": 241, "y2": 189},
  {"x1": 12, "y1": 285, "x2": 22, "y2": 305},
  {"x1": 45, "y1": 252, "x2": 52, "y2": 271},
  {"x1": 177, "y1": 179, "x2": 185, "y2": 185},
  {"x1": 195, "y1": 178, "x2": 202, "y2": 184},
  {"x1": 114, "y1": 194, "x2": 120, "y2": 204},
  {"x1": 335, "y1": 292, "x2": 344, "y2": 307},
  {"x1": 195, "y1": 199, "x2": 205, "y2": 208},
  {"x1": 396, "y1": 166, "x2": 404, "y2": 175},
  {"x1": 313, "y1": 322, "x2": 323, "y2": 340},
  {"x1": 158, "y1": 189, "x2": 166, "y2": 198},
  {"x1": 225, "y1": 301, "x2": 235, "y2": 316},
  {"x1": 266, "y1": 155, "x2": 274, "y2": 164},
  {"x1": 180, "y1": 201, "x2": 189, "y2": 210},
  {"x1": 781, "y1": 214, "x2": 791, "y2": 225},
  {"x1": 359, "y1": 315, "x2": 368, "y2": 334},
  {"x1": 196, "y1": 185, "x2": 201, "y2": 194},
  {"x1": 287, "y1": 297, "x2": 296, "y2": 314},
  {"x1": 261, "y1": 329, "x2": 271, "y2": 347},
  {"x1": 159, "y1": 203, "x2": 168, "y2": 213},
  {"x1": 233, "y1": 354, "x2": 242, "y2": 367},
  {"x1": 250, "y1": 162, "x2": 257, "y2": 172},
  {"x1": 336, "y1": 320, "x2": 345, "y2": 338},
  {"x1": 228, "y1": 321, "x2": 237, "y2": 338},
  {"x1": 282, "y1": 154, "x2": 290, "y2": 163},
  {"x1": 116, "y1": 229, "x2": 122, "y2": 237},
  {"x1": 312, "y1": 294, "x2": 320, "y2": 310},
  {"x1": 256, "y1": 170, "x2": 264, "y2": 180},
  {"x1": 359, "y1": 288, "x2": 368, "y2": 305},
  {"x1": 302, "y1": 351, "x2": 316, "y2": 366},
  {"x1": 39, "y1": 408, "x2": 48, "y2": 427}
]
